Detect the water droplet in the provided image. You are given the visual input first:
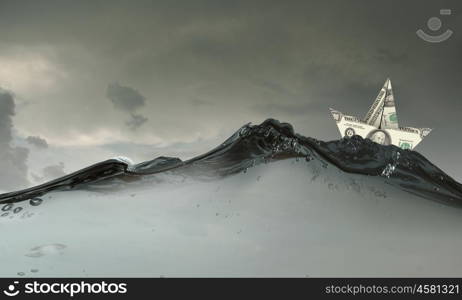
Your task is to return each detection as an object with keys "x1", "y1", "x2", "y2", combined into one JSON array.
[
  {"x1": 1, "y1": 212, "x2": 9, "y2": 217},
  {"x1": 30, "y1": 198, "x2": 43, "y2": 206},
  {"x1": 1, "y1": 203, "x2": 13, "y2": 211},
  {"x1": 13, "y1": 207, "x2": 23, "y2": 214},
  {"x1": 30, "y1": 269, "x2": 39, "y2": 273},
  {"x1": 17, "y1": 272, "x2": 25, "y2": 276}
]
